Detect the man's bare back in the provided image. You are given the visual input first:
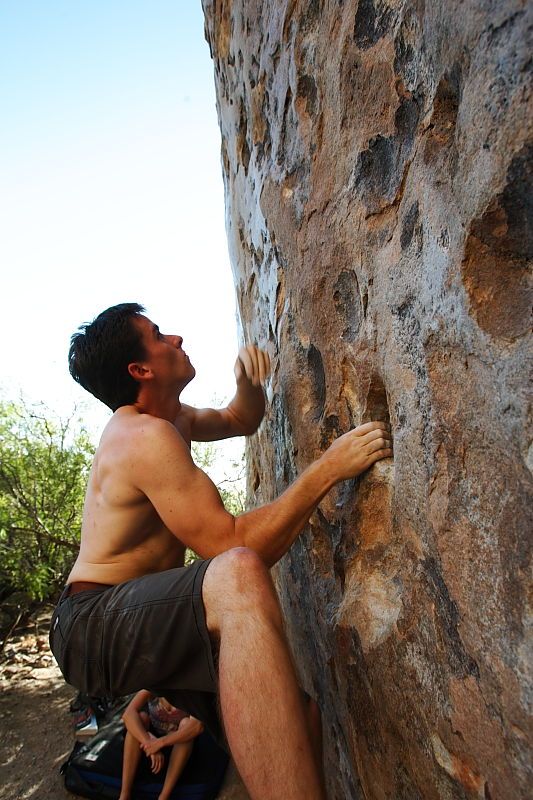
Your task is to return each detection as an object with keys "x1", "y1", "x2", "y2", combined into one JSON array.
[{"x1": 68, "y1": 408, "x2": 191, "y2": 585}]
